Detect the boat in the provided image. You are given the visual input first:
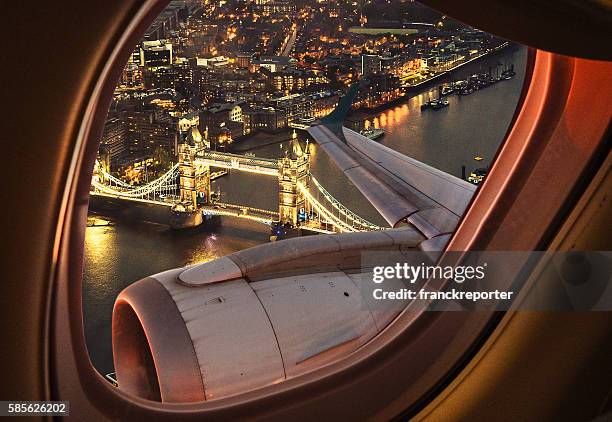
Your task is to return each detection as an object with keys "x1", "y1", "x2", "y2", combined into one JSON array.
[
  {"x1": 440, "y1": 84, "x2": 455, "y2": 96},
  {"x1": 360, "y1": 128, "x2": 385, "y2": 140},
  {"x1": 421, "y1": 99, "x2": 439, "y2": 110},
  {"x1": 476, "y1": 73, "x2": 495, "y2": 87},
  {"x1": 500, "y1": 64, "x2": 516, "y2": 80},
  {"x1": 458, "y1": 87, "x2": 475, "y2": 95},
  {"x1": 430, "y1": 99, "x2": 449, "y2": 110},
  {"x1": 422, "y1": 98, "x2": 450, "y2": 111},
  {"x1": 86, "y1": 217, "x2": 114, "y2": 227}
]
